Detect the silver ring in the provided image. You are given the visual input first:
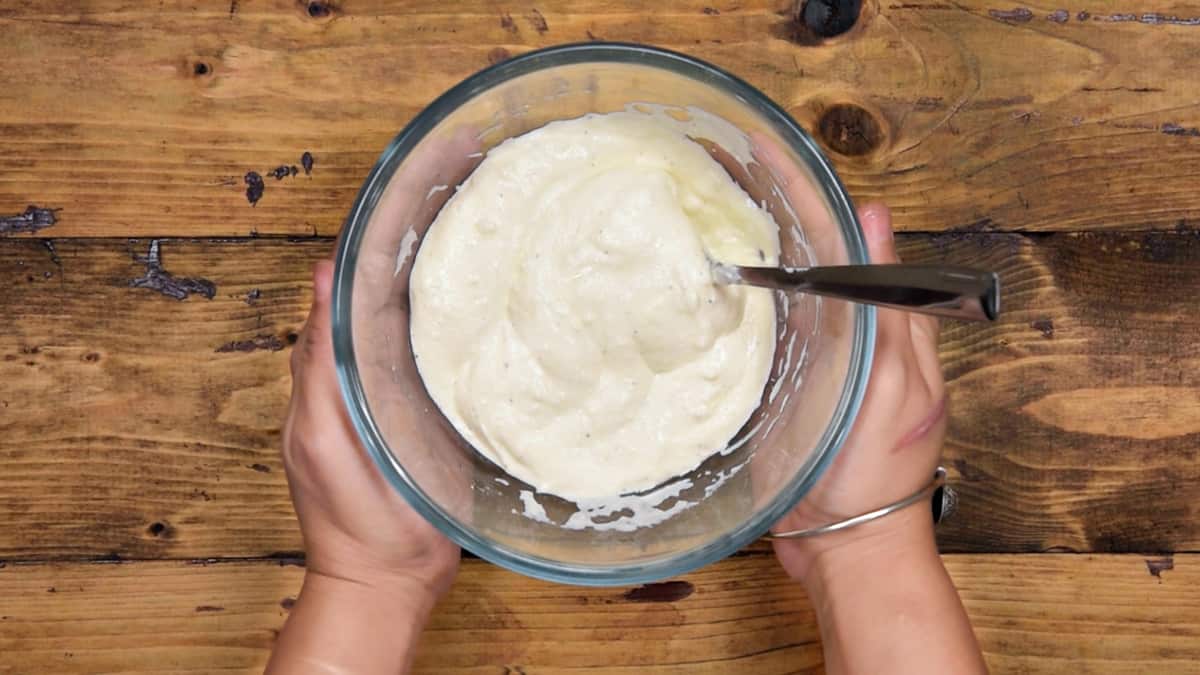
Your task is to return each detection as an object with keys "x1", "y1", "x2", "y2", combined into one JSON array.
[{"x1": 765, "y1": 467, "x2": 948, "y2": 540}]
